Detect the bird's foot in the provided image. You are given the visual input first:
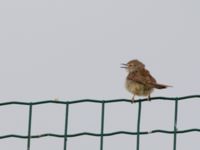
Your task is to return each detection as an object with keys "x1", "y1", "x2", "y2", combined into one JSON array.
[
  {"x1": 148, "y1": 95, "x2": 151, "y2": 101},
  {"x1": 131, "y1": 96, "x2": 135, "y2": 104}
]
